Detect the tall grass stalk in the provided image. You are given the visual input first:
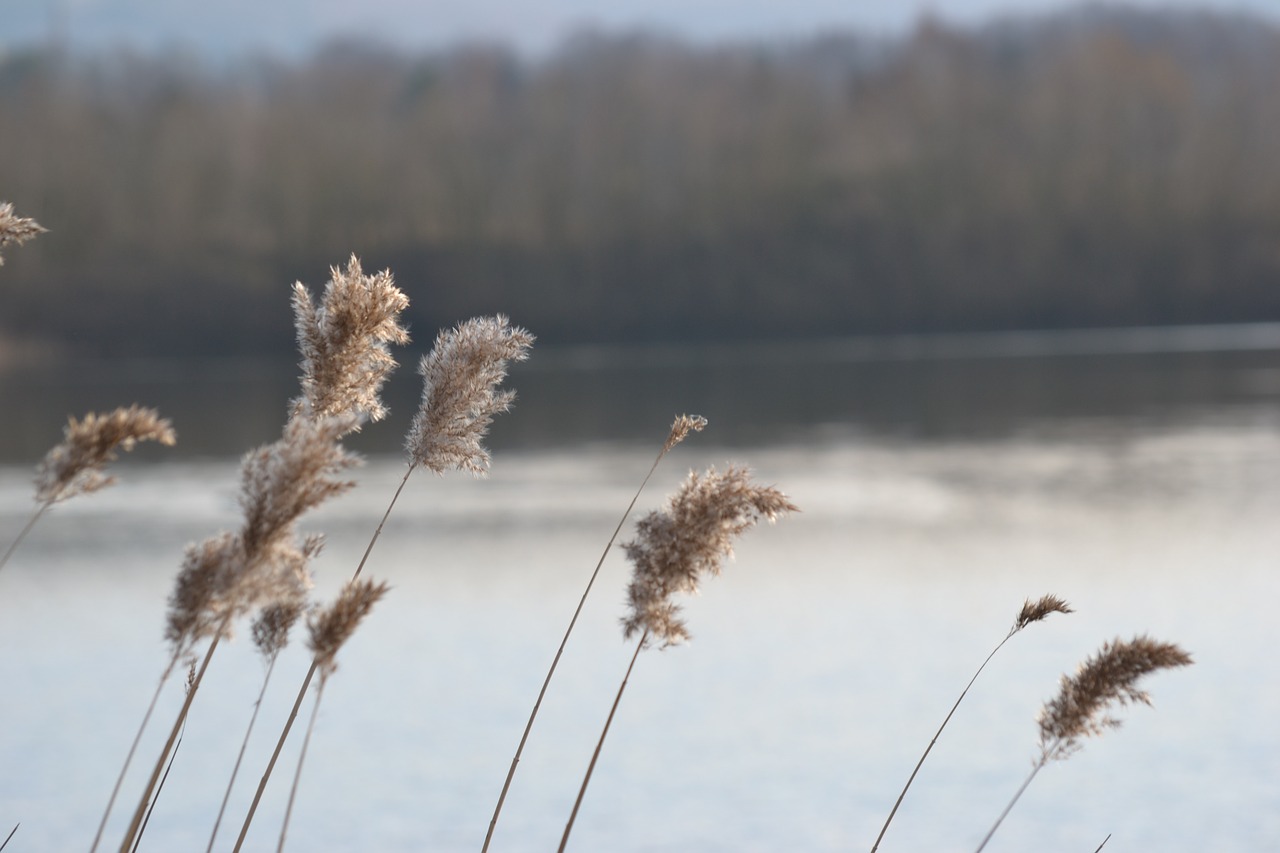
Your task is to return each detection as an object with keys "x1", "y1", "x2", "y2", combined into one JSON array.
[
  {"x1": 273, "y1": 579, "x2": 387, "y2": 852},
  {"x1": 88, "y1": 653, "x2": 183, "y2": 853},
  {"x1": 231, "y1": 465, "x2": 411, "y2": 853},
  {"x1": 234, "y1": 316, "x2": 532, "y2": 849},
  {"x1": 870, "y1": 595, "x2": 1073, "y2": 852},
  {"x1": 206, "y1": 600, "x2": 304, "y2": 853},
  {"x1": 973, "y1": 635, "x2": 1192, "y2": 852},
  {"x1": 277, "y1": 680, "x2": 326, "y2": 853},
  {"x1": 482, "y1": 414, "x2": 706, "y2": 852},
  {"x1": 1, "y1": 407, "x2": 175, "y2": 576},
  {"x1": 558, "y1": 465, "x2": 795, "y2": 850},
  {"x1": 1, "y1": 823, "x2": 17, "y2": 851},
  {"x1": 557, "y1": 629, "x2": 647, "y2": 853},
  {"x1": 117, "y1": 624, "x2": 227, "y2": 852}
]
